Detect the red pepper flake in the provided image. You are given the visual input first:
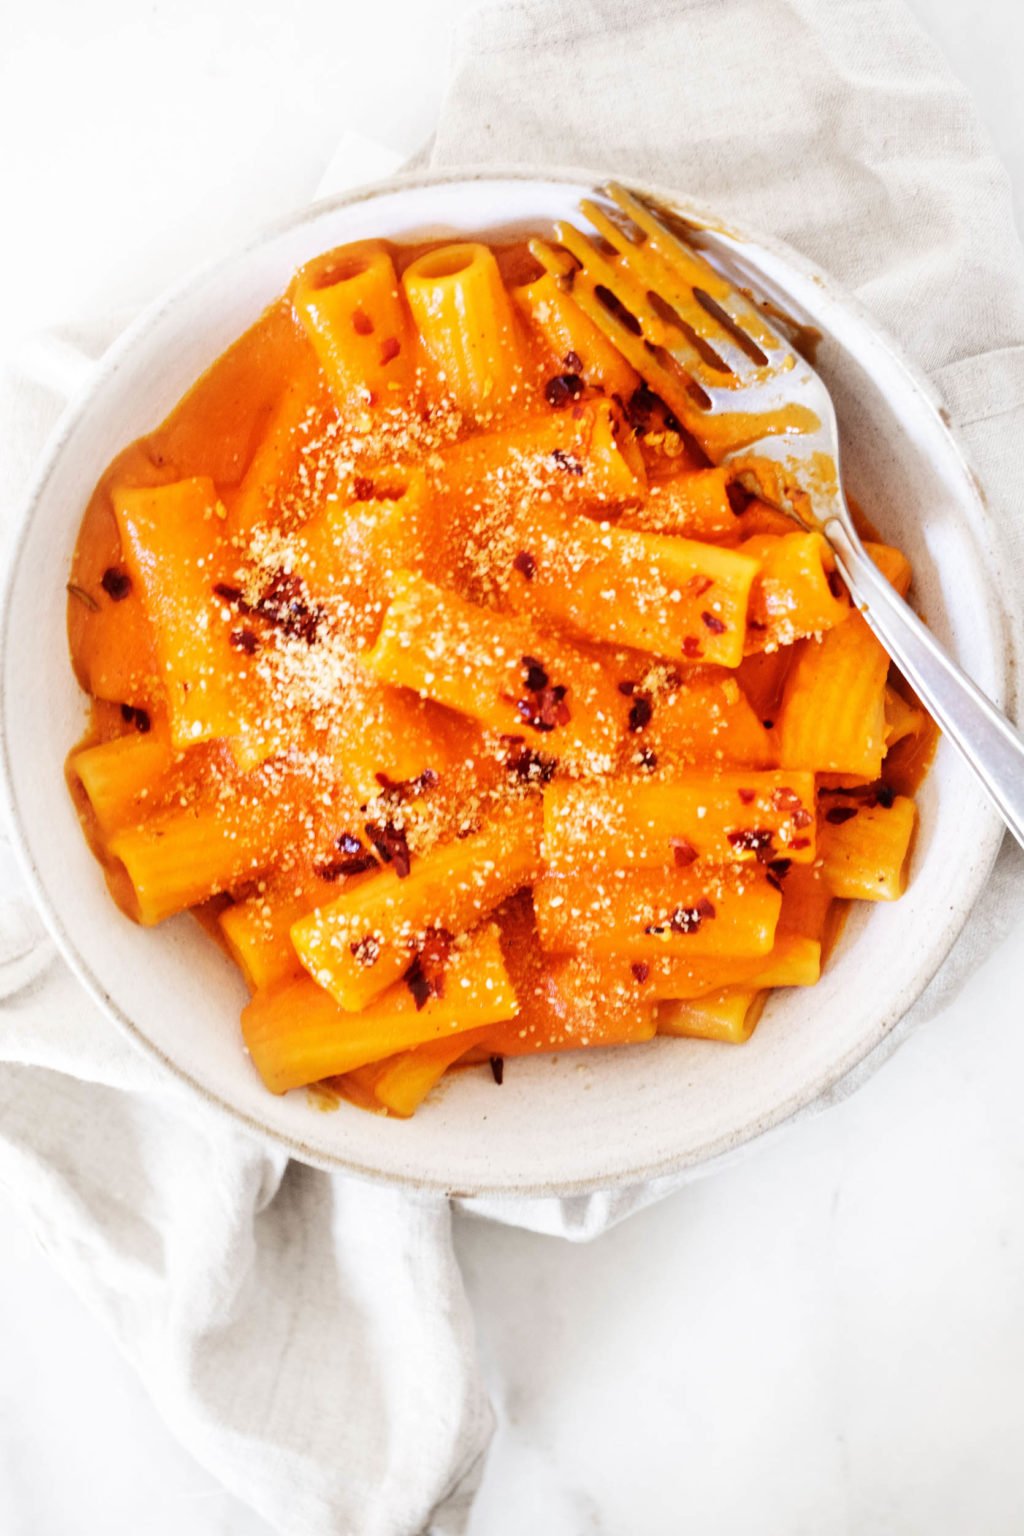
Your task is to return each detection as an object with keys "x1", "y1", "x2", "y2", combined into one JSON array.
[
  {"x1": 618, "y1": 679, "x2": 637, "y2": 696},
  {"x1": 517, "y1": 685, "x2": 570, "y2": 732},
  {"x1": 521, "y1": 655, "x2": 549, "y2": 693},
  {"x1": 622, "y1": 382, "x2": 660, "y2": 433},
  {"x1": 352, "y1": 476, "x2": 376, "y2": 501},
  {"x1": 229, "y1": 627, "x2": 259, "y2": 655},
  {"x1": 373, "y1": 768, "x2": 439, "y2": 803},
  {"x1": 364, "y1": 819, "x2": 412, "y2": 878},
  {"x1": 352, "y1": 308, "x2": 374, "y2": 335},
  {"x1": 563, "y1": 350, "x2": 583, "y2": 372},
  {"x1": 827, "y1": 569, "x2": 845, "y2": 600},
  {"x1": 350, "y1": 935, "x2": 381, "y2": 968},
  {"x1": 213, "y1": 582, "x2": 242, "y2": 603},
  {"x1": 404, "y1": 929, "x2": 454, "y2": 1011},
  {"x1": 682, "y1": 637, "x2": 703, "y2": 659},
  {"x1": 637, "y1": 745, "x2": 658, "y2": 771},
  {"x1": 544, "y1": 373, "x2": 584, "y2": 408},
  {"x1": 628, "y1": 694, "x2": 653, "y2": 733},
  {"x1": 670, "y1": 837, "x2": 698, "y2": 868},
  {"x1": 646, "y1": 898, "x2": 715, "y2": 937},
  {"x1": 748, "y1": 619, "x2": 768, "y2": 632},
  {"x1": 551, "y1": 448, "x2": 583, "y2": 475},
  {"x1": 101, "y1": 567, "x2": 132, "y2": 602},
  {"x1": 765, "y1": 856, "x2": 793, "y2": 894},
  {"x1": 790, "y1": 836, "x2": 811, "y2": 850},
  {"x1": 825, "y1": 805, "x2": 858, "y2": 826},
  {"x1": 513, "y1": 550, "x2": 536, "y2": 582},
  {"x1": 728, "y1": 827, "x2": 776, "y2": 863},
  {"x1": 255, "y1": 570, "x2": 322, "y2": 644},
  {"x1": 489, "y1": 1054, "x2": 505, "y2": 1085},
  {"x1": 119, "y1": 703, "x2": 151, "y2": 734},
  {"x1": 701, "y1": 610, "x2": 727, "y2": 634},
  {"x1": 315, "y1": 832, "x2": 379, "y2": 880},
  {"x1": 631, "y1": 961, "x2": 650, "y2": 984},
  {"x1": 686, "y1": 575, "x2": 714, "y2": 598},
  {"x1": 502, "y1": 737, "x2": 557, "y2": 784},
  {"x1": 737, "y1": 787, "x2": 756, "y2": 805},
  {"x1": 379, "y1": 336, "x2": 401, "y2": 365},
  {"x1": 819, "y1": 783, "x2": 895, "y2": 810}
]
